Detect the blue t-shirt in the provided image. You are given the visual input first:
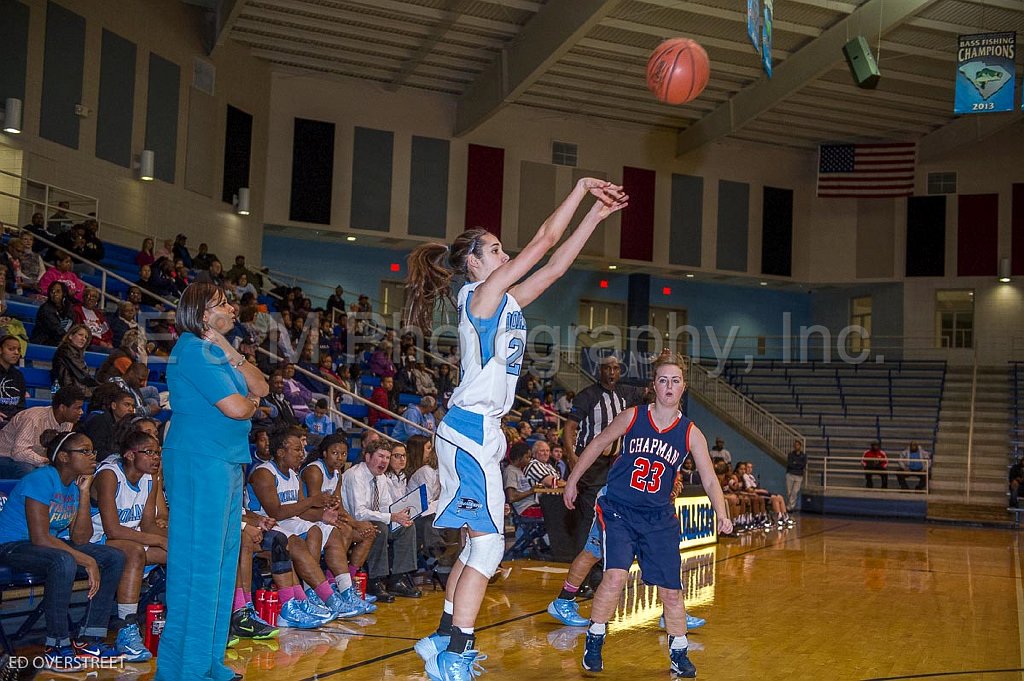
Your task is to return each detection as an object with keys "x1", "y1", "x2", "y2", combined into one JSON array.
[
  {"x1": 304, "y1": 413, "x2": 335, "y2": 437},
  {"x1": 0, "y1": 467, "x2": 80, "y2": 543},
  {"x1": 164, "y1": 332, "x2": 252, "y2": 464},
  {"x1": 606, "y1": 405, "x2": 692, "y2": 510}
]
